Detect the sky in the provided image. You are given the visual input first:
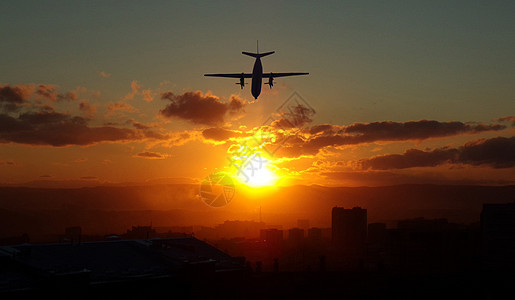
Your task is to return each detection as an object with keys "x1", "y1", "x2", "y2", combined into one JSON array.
[{"x1": 1, "y1": 0, "x2": 514, "y2": 187}]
